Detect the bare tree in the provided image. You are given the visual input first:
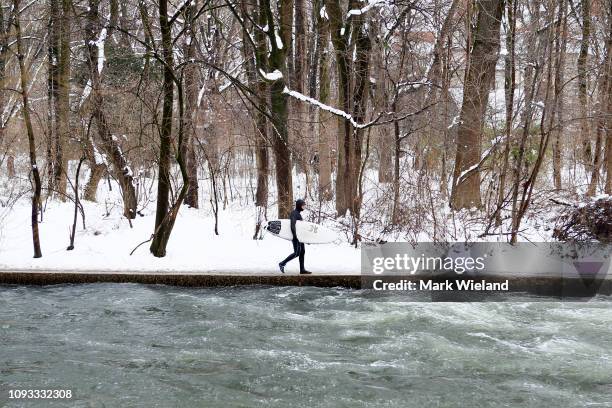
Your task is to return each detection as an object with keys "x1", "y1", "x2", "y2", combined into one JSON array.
[
  {"x1": 578, "y1": 0, "x2": 592, "y2": 170},
  {"x1": 48, "y1": 0, "x2": 71, "y2": 199},
  {"x1": 150, "y1": 0, "x2": 190, "y2": 257},
  {"x1": 85, "y1": 0, "x2": 138, "y2": 219},
  {"x1": 14, "y1": 0, "x2": 42, "y2": 258},
  {"x1": 181, "y1": 0, "x2": 199, "y2": 208},
  {"x1": 590, "y1": 5, "x2": 612, "y2": 195},
  {"x1": 450, "y1": 0, "x2": 505, "y2": 210}
]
